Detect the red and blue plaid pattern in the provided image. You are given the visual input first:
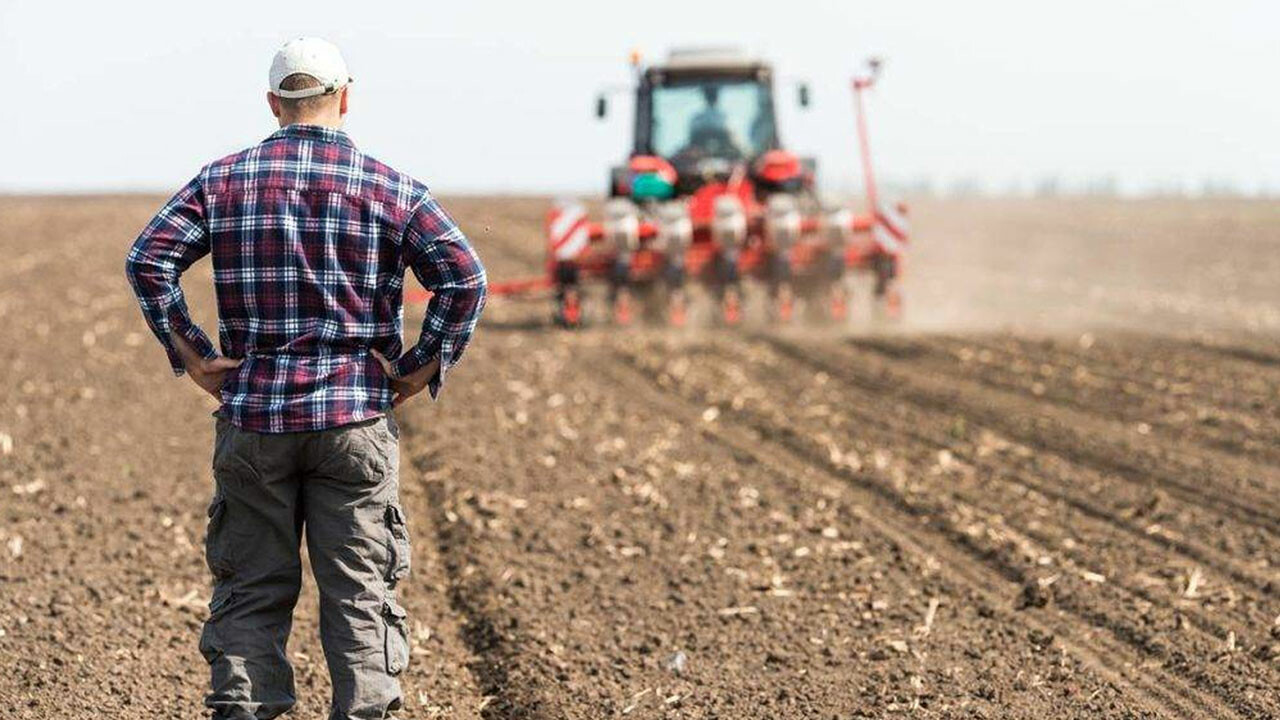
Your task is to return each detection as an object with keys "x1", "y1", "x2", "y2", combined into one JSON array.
[{"x1": 126, "y1": 124, "x2": 487, "y2": 433}]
